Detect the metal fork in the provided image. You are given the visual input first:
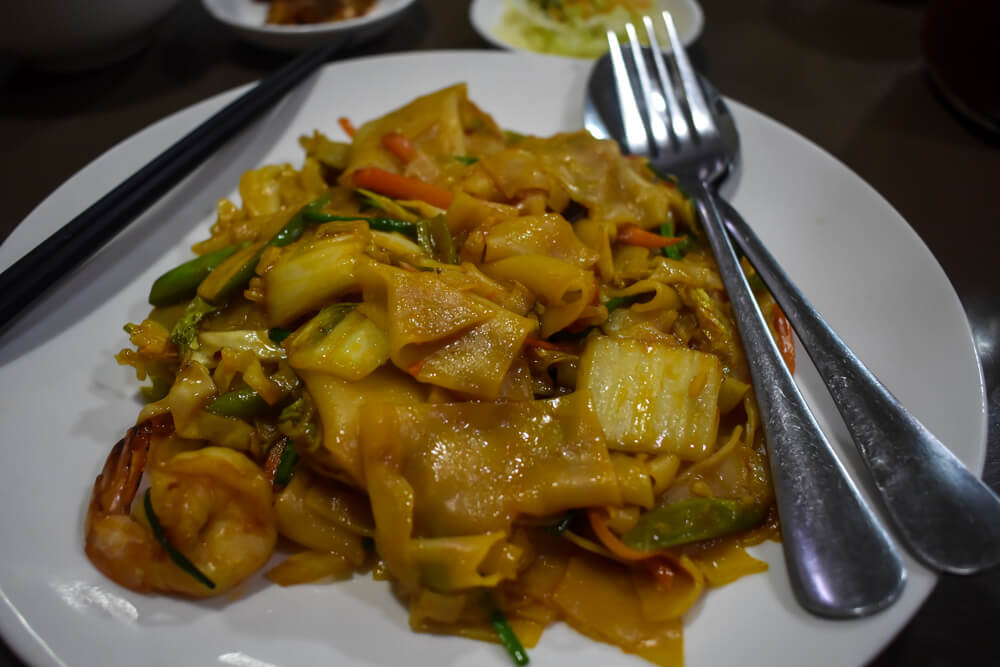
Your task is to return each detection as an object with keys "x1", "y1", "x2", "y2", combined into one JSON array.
[{"x1": 606, "y1": 13, "x2": 905, "y2": 618}]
